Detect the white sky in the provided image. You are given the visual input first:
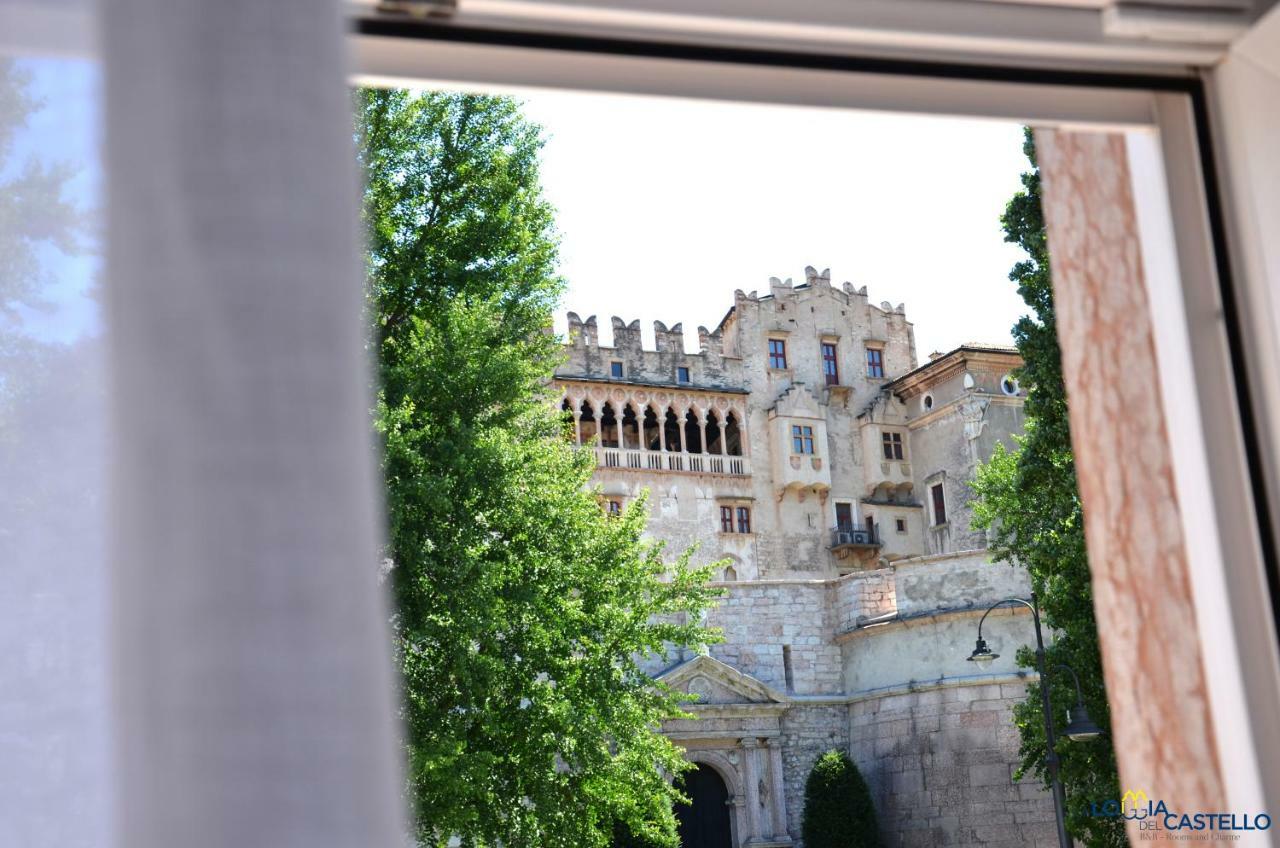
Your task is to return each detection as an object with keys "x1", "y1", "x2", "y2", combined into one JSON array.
[{"x1": 514, "y1": 89, "x2": 1032, "y2": 359}]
